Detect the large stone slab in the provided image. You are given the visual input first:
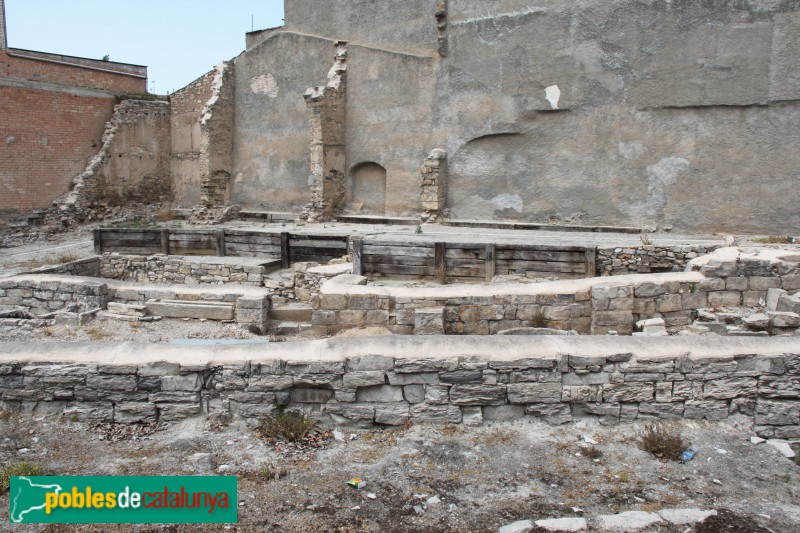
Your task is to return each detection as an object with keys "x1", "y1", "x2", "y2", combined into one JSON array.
[{"x1": 145, "y1": 300, "x2": 234, "y2": 321}]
